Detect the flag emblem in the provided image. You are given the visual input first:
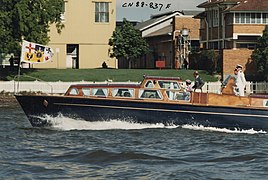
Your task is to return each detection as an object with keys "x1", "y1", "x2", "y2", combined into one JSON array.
[{"x1": 20, "y1": 40, "x2": 54, "y2": 64}]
